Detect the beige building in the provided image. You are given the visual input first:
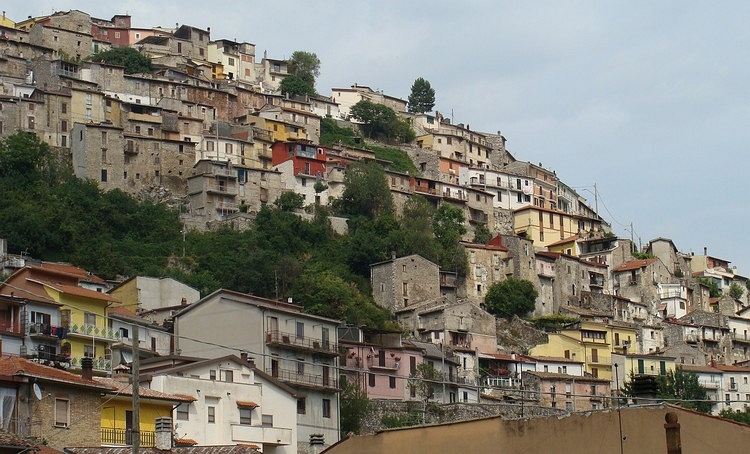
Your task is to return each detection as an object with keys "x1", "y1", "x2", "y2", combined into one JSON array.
[
  {"x1": 323, "y1": 405, "x2": 750, "y2": 454},
  {"x1": 331, "y1": 84, "x2": 407, "y2": 119}
]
